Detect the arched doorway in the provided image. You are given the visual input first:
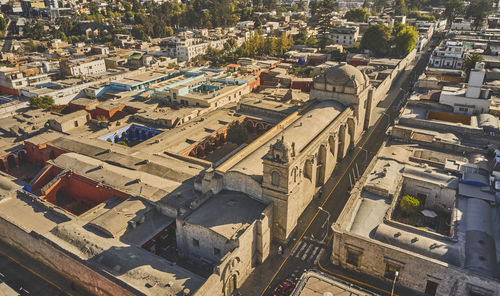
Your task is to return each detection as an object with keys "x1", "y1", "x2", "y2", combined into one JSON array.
[
  {"x1": 17, "y1": 150, "x2": 27, "y2": 165},
  {"x1": 7, "y1": 155, "x2": 16, "y2": 170}
]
